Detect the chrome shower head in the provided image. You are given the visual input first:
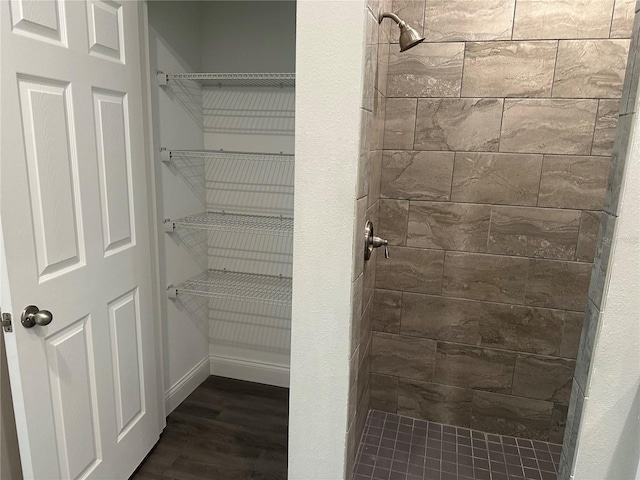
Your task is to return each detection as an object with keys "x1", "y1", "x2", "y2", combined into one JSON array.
[{"x1": 379, "y1": 12, "x2": 425, "y2": 52}]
